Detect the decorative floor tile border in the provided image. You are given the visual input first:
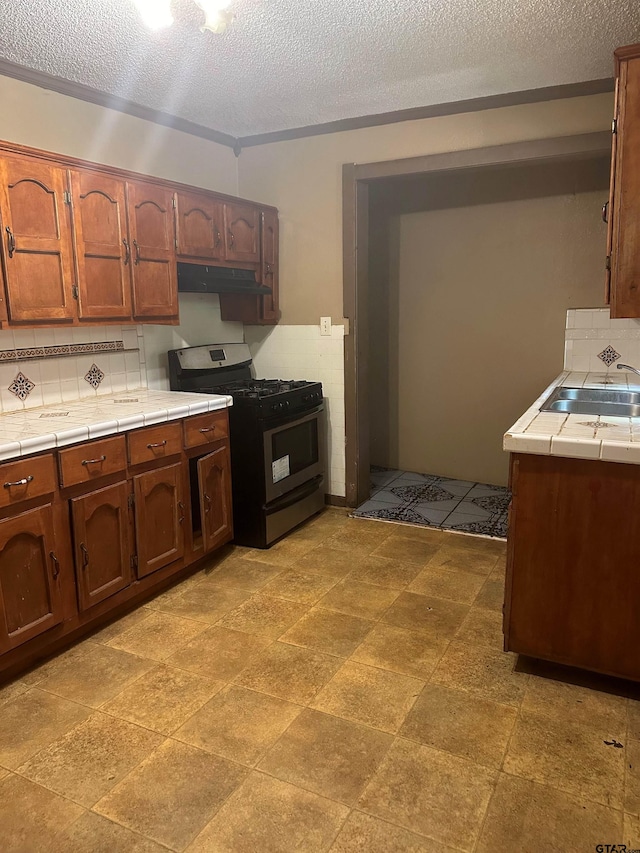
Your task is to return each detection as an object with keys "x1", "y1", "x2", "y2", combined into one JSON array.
[
  {"x1": 353, "y1": 468, "x2": 511, "y2": 539},
  {"x1": 0, "y1": 341, "x2": 129, "y2": 363}
]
